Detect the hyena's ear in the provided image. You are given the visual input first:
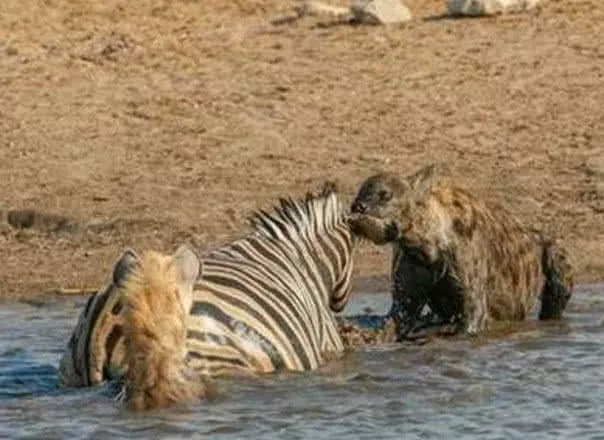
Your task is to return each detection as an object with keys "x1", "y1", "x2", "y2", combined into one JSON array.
[
  {"x1": 171, "y1": 244, "x2": 201, "y2": 288},
  {"x1": 170, "y1": 244, "x2": 200, "y2": 313},
  {"x1": 112, "y1": 249, "x2": 139, "y2": 286},
  {"x1": 407, "y1": 163, "x2": 448, "y2": 197}
]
